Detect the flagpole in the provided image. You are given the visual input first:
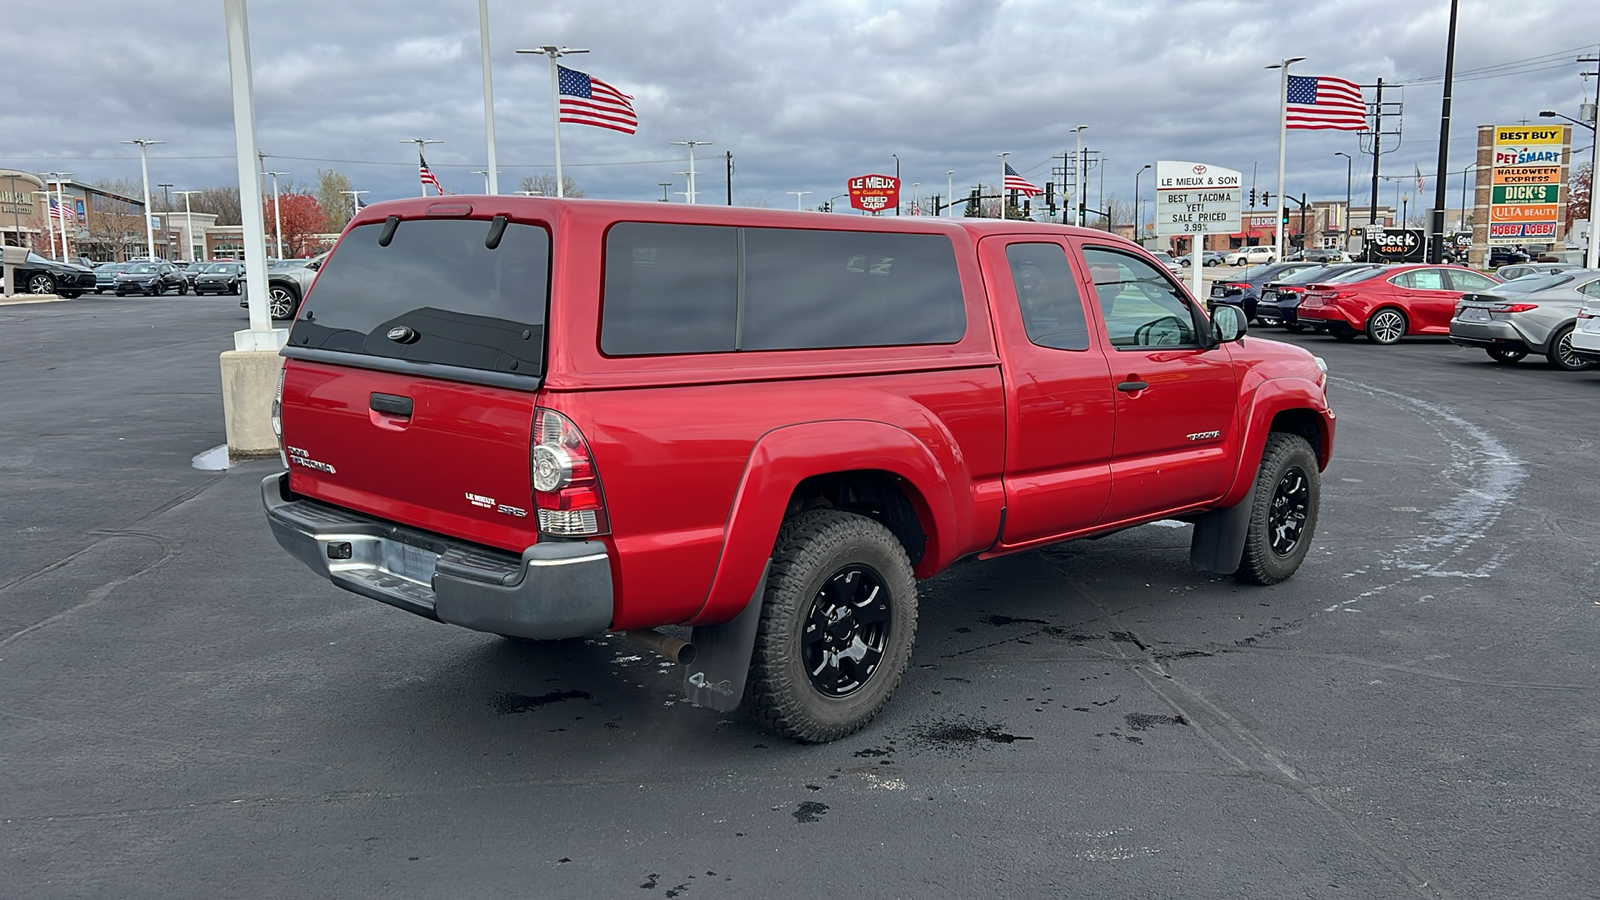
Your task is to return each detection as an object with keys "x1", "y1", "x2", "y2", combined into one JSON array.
[
  {"x1": 1268, "y1": 56, "x2": 1305, "y2": 262},
  {"x1": 997, "y1": 152, "x2": 1009, "y2": 220},
  {"x1": 401, "y1": 138, "x2": 443, "y2": 197},
  {"x1": 518, "y1": 46, "x2": 588, "y2": 199}
]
